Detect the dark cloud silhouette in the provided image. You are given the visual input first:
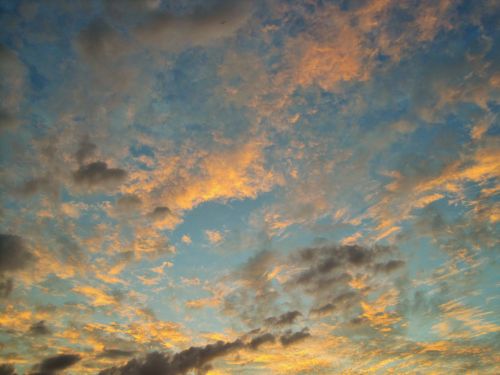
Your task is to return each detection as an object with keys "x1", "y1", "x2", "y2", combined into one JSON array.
[
  {"x1": 279, "y1": 328, "x2": 311, "y2": 347},
  {"x1": 0, "y1": 234, "x2": 34, "y2": 274},
  {"x1": 248, "y1": 332, "x2": 275, "y2": 350},
  {"x1": 0, "y1": 364, "x2": 17, "y2": 375},
  {"x1": 99, "y1": 339, "x2": 244, "y2": 375},
  {"x1": 98, "y1": 349, "x2": 136, "y2": 359},
  {"x1": 265, "y1": 310, "x2": 302, "y2": 326},
  {"x1": 31, "y1": 354, "x2": 81, "y2": 375},
  {"x1": 28, "y1": 321, "x2": 51, "y2": 336},
  {"x1": 75, "y1": 137, "x2": 97, "y2": 165},
  {"x1": 73, "y1": 161, "x2": 127, "y2": 188}
]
